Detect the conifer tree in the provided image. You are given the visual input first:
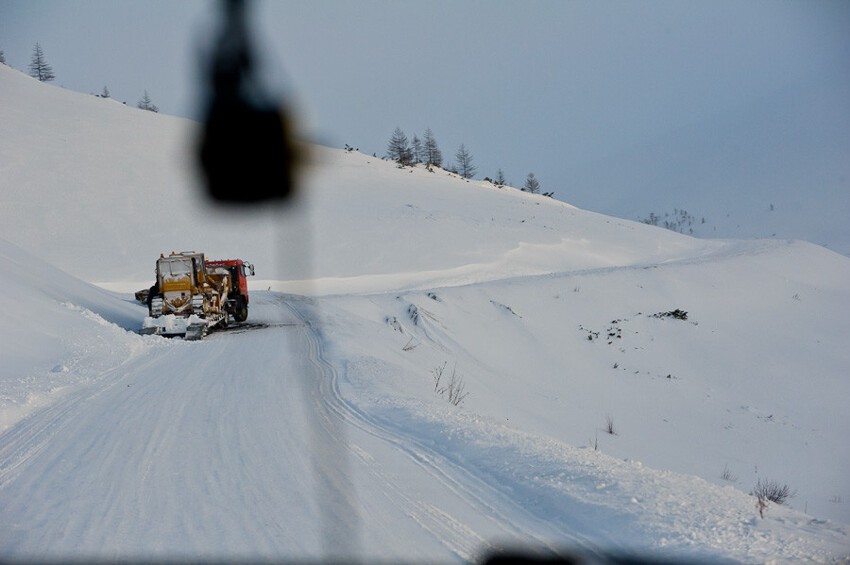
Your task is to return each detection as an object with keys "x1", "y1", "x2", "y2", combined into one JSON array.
[
  {"x1": 411, "y1": 133, "x2": 423, "y2": 164},
  {"x1": 28, "y1": 43, "x2": 55, "y2": 82},
  {"x1": 422, "y1": 128, "x2": 442, "y2": 167},
  {"x1": 137, "y1": 90, "x2": 159, "y2": 112},
  {"x1": 454, "y1": 144, "x2": 476, "y2": 179},
  {"x1": 523, "y1": 172, "x2": 540, "y2": 194},
  {"x1": 386, "y1": 127, "x2": 412, "y2": 165}
]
